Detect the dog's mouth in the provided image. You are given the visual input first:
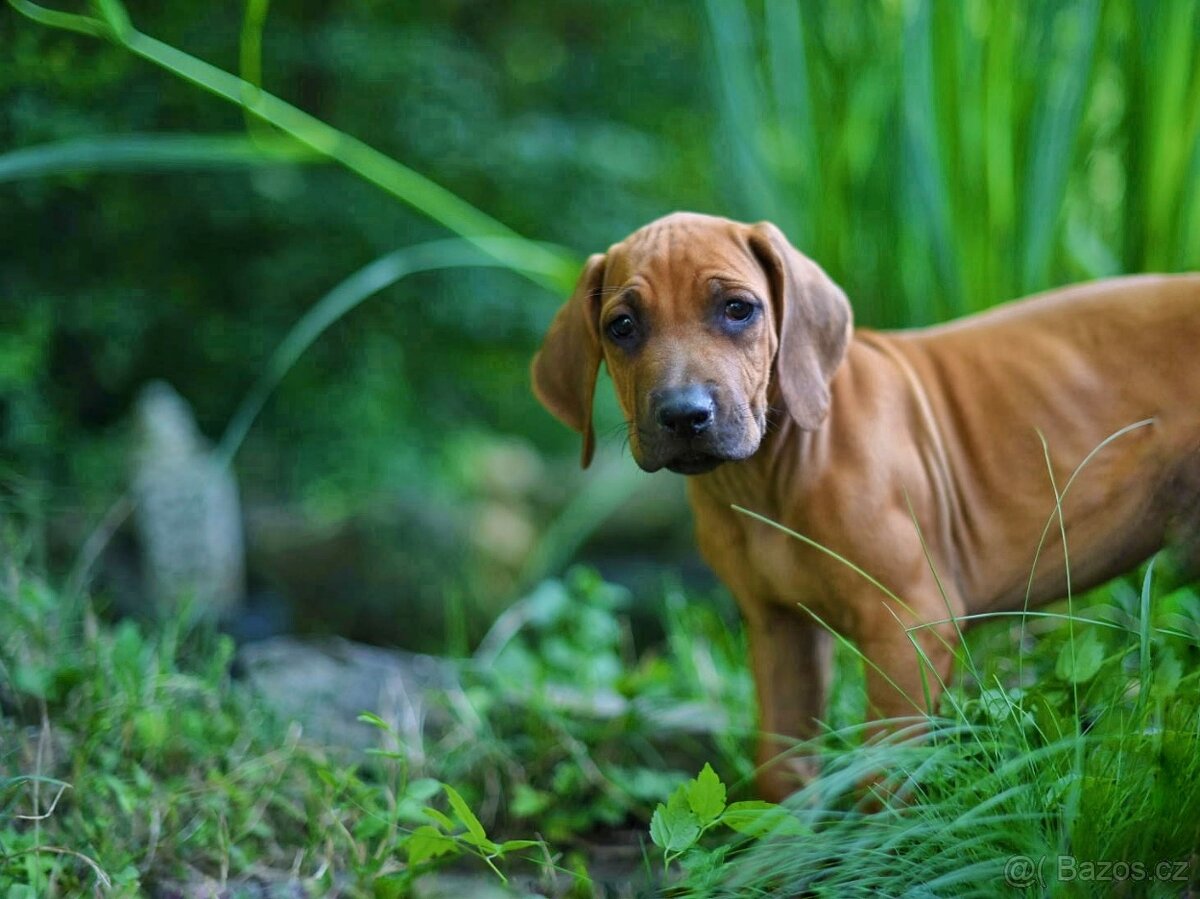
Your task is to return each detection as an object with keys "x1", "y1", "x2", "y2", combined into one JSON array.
[
  {"x1": 632, "y1": 403, "x2": 763, "y2": 475},
  {"x1": 663, "y1": 452, "x2": 726, "y2": 475}
]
